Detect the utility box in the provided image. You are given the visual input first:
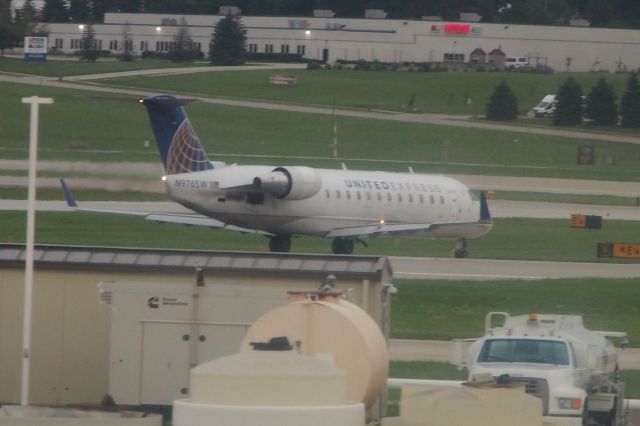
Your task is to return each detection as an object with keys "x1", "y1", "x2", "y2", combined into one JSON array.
[{"x1": 99, "y1": 271, "x2": 393, "y2": 406}]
